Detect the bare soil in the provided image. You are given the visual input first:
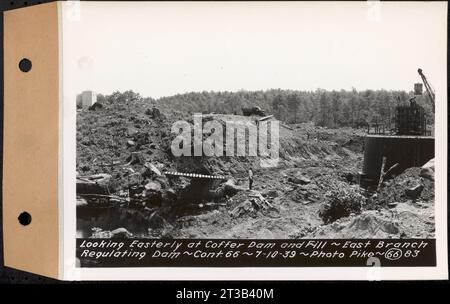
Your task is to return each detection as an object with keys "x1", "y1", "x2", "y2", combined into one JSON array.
[{"x1": 77, "y1": 102, "x2": 434, "y2": 239}]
